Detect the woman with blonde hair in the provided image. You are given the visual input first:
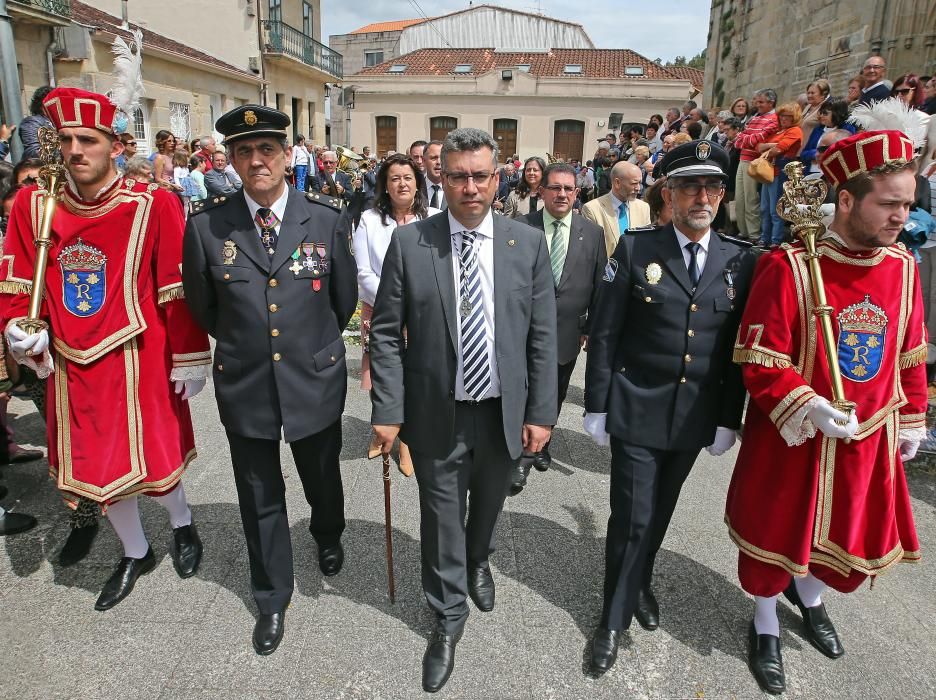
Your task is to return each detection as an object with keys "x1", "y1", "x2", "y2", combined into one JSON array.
[{"x1": 757, "y1": 102, "x2": 803, "y2": 247}]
